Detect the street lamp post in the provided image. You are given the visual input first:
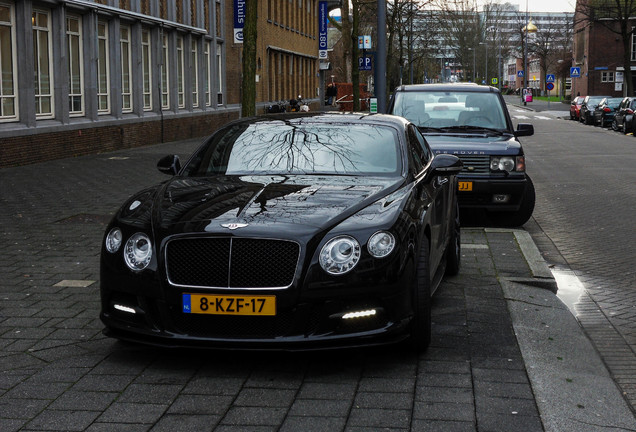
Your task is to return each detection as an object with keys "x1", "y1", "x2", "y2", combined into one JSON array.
[{"x1": 522, "y1": 1, "x2": 538, "y2": 105}]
